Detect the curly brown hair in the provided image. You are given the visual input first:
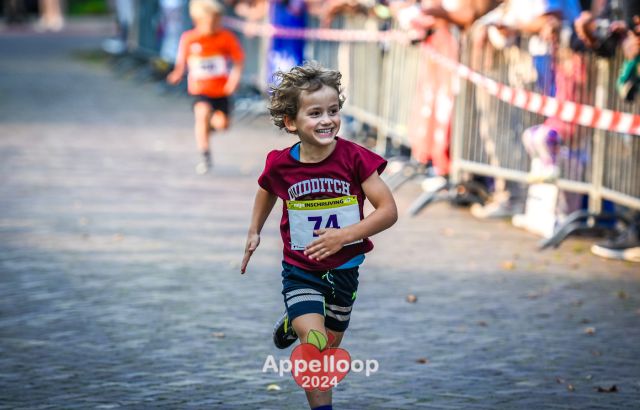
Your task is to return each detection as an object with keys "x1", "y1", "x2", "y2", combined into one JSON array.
[{"x1": 268, "y1": 62, "x2": 345, "y2": 133}]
